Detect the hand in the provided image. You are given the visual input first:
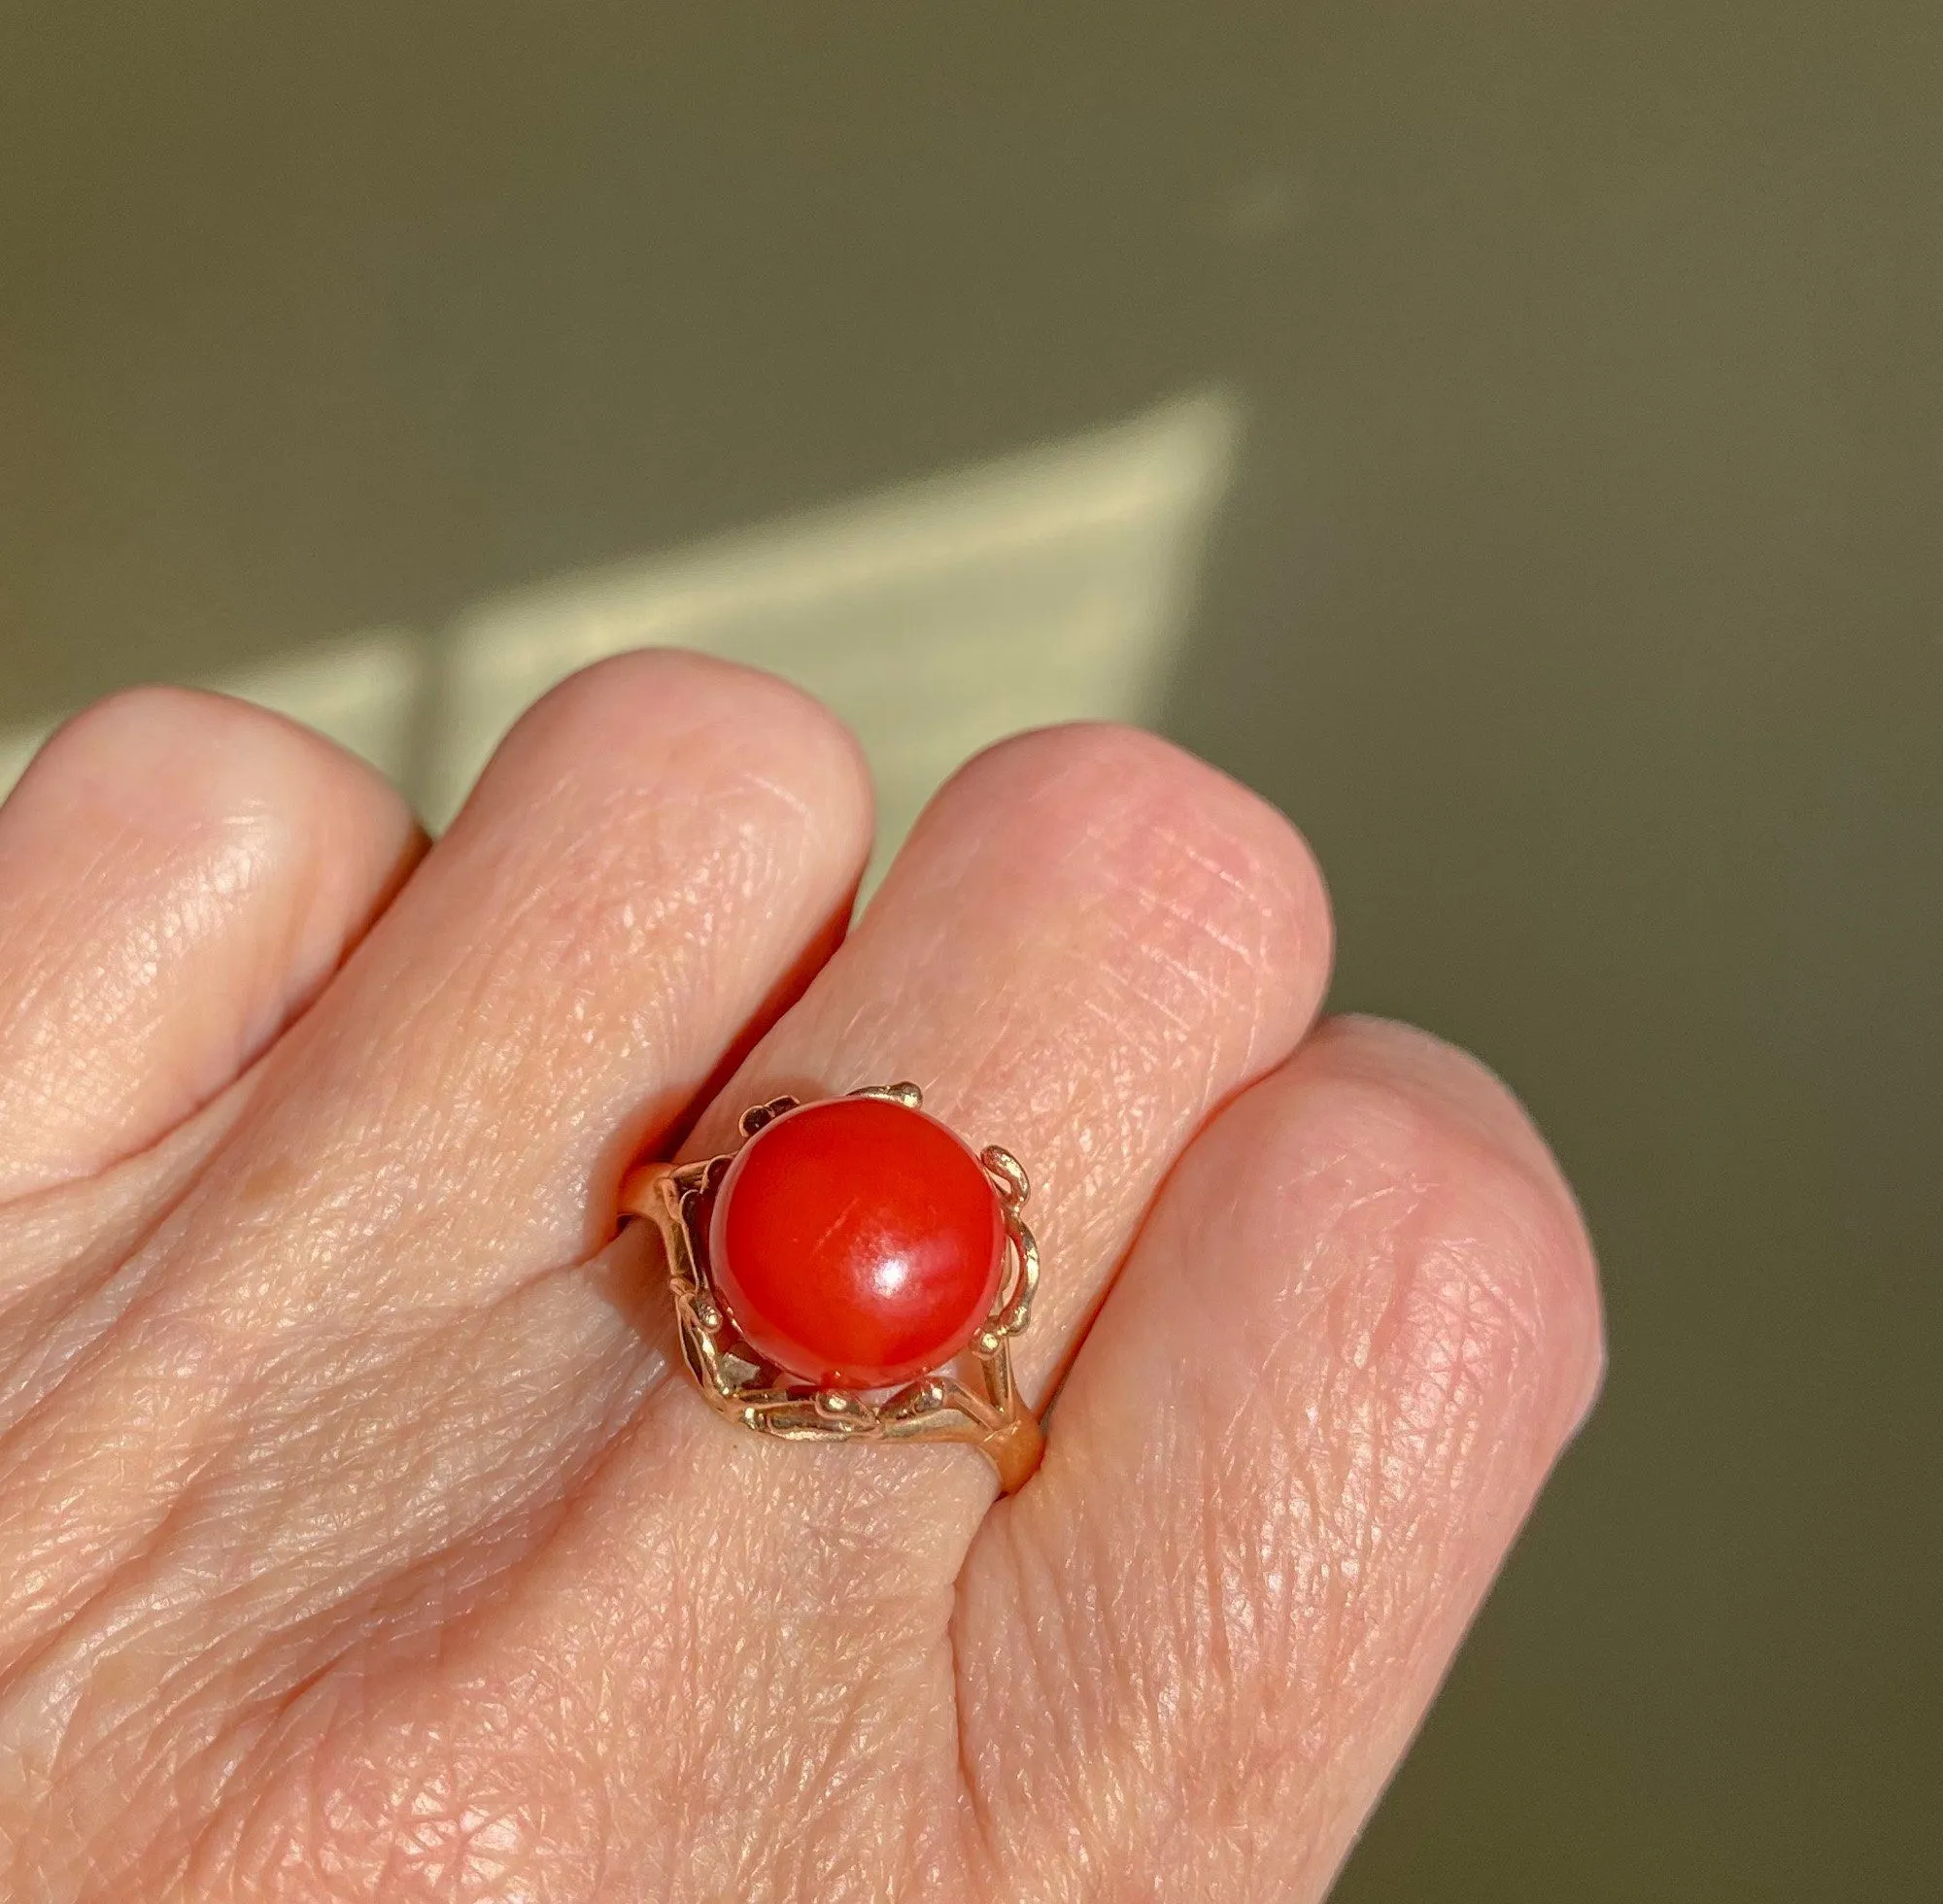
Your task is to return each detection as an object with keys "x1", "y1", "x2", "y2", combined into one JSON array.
[{"x1": 0, "y1": 655, "x2": 1601, "y2": 1902}]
